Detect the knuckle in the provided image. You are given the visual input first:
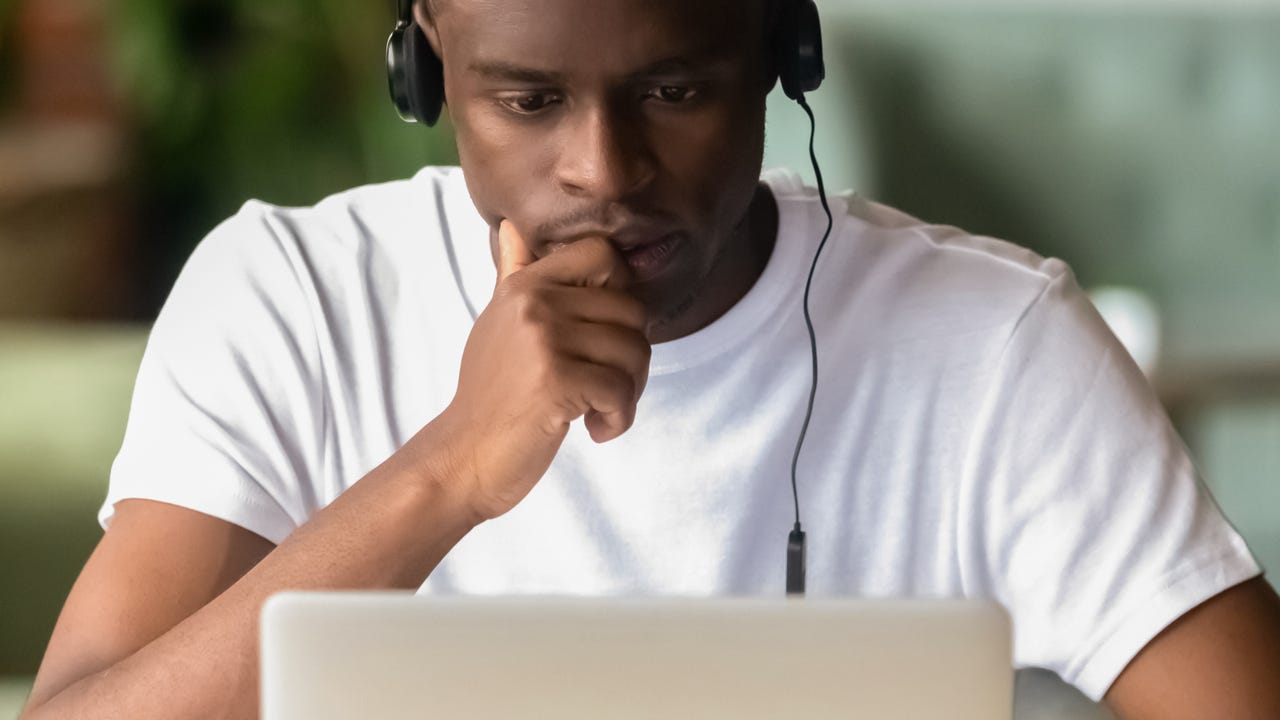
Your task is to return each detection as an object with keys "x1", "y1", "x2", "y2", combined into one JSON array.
[
  {"x1": 621, "y1": 325, "x2": 651, "y2": 358},
  {"x1": 550, "y1": 398, "x2": 583, "y2": 425},
  {"x1": 632, "y1": 367, "x2": 649, "y2": 398},
  {"x1": 536, "y1": 348, "x2": 567, "y2": 387},
  {"x1": 517, "y1": 316, "x2": 550, "y2": 356},
  {"x1": 546, "y1": 381, "x2": 583, "y2": 423},
  {"x1": 633, "y1": 366, "x2": 650, "y2": 395},
  {"x1": 491, "y1": 277, "x2": 520, "y2": 306},
  {"x1": 508, "y1": 287, "x2": 535, "y2": 319},
  {"x1": 612, "y1": 404, "x2": 637, "y2": 435},
  {"x1": 582, "y1": 365, "x2": 627, "y2": 411},
  {"x1": 500, "y1": 266, "x2": 534, "y2": 291},
  {"x1": 607, "y1": 370, "x2": 637, "y2": 410},
  {"x1": 511, "y1": 285, "x2": 551, "y2": 325}
]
